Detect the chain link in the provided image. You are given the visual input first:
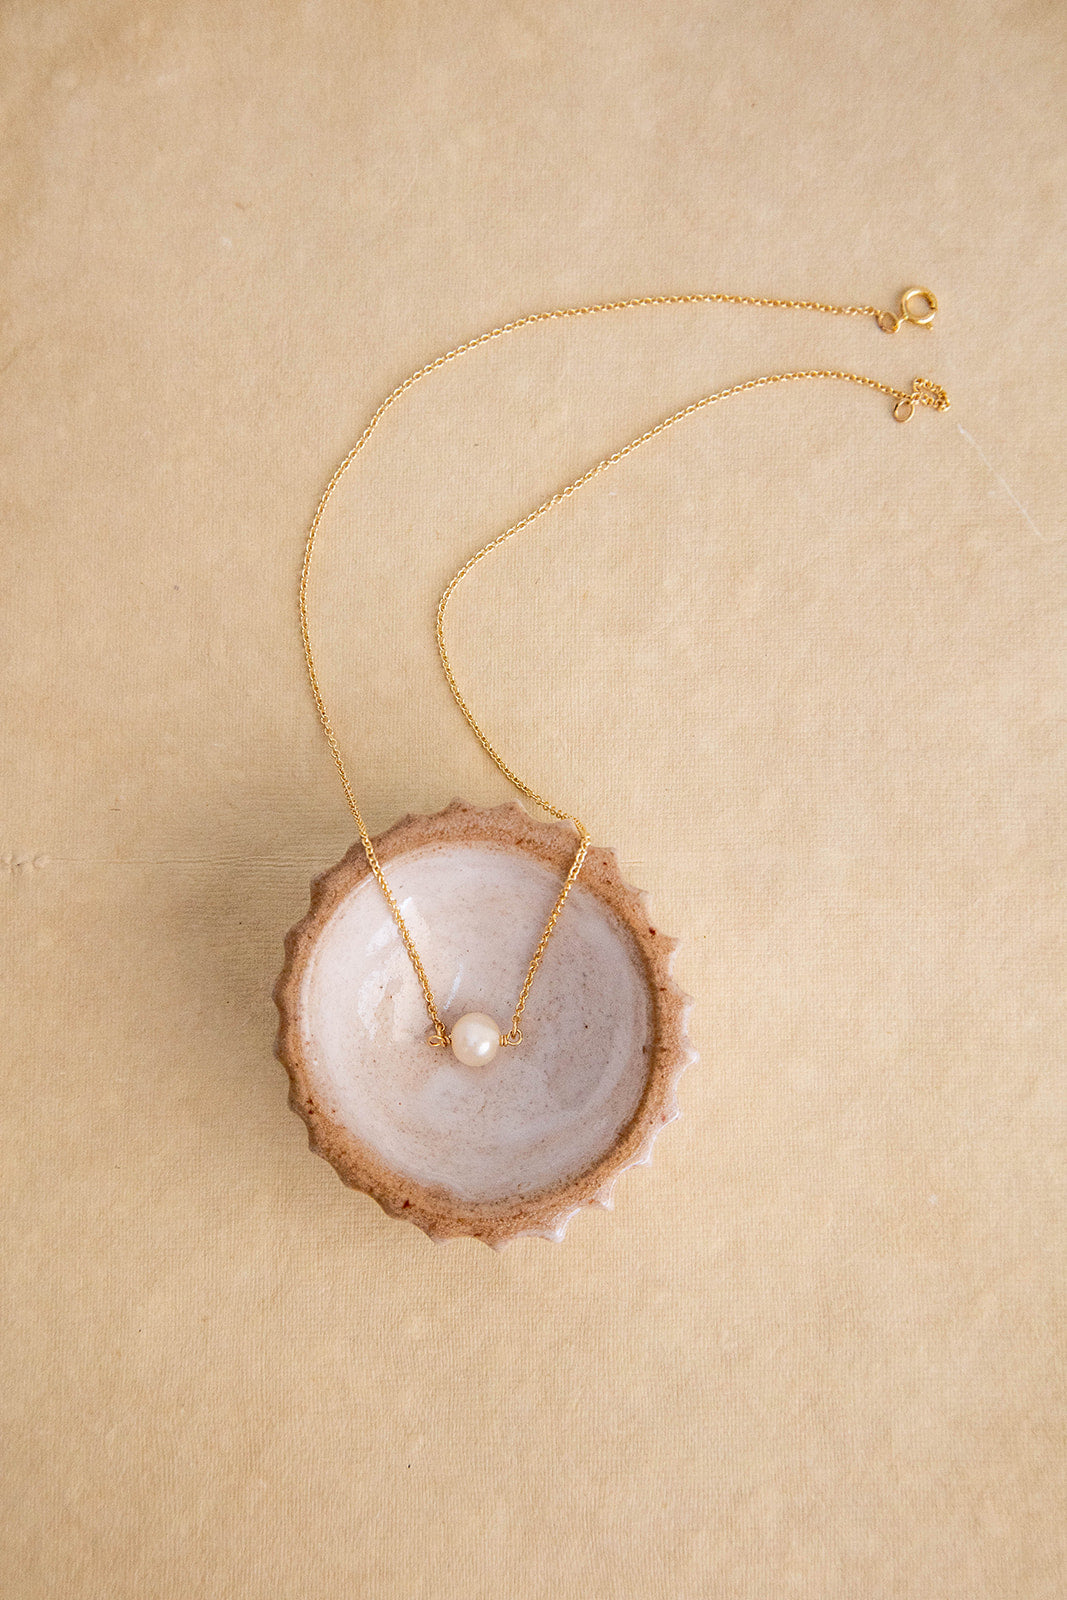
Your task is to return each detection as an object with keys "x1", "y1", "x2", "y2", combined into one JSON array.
[{"x1": 299, "y1": 287, "x2": 948, "y2": 1047}]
